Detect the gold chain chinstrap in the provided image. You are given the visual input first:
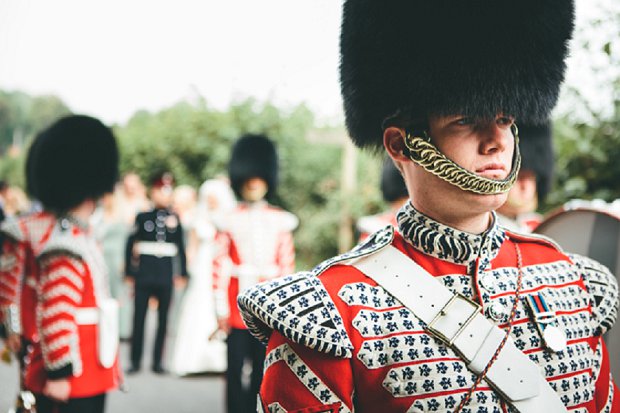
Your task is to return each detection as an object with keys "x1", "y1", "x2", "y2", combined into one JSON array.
[{"x1": 403, "y1": 126, "x2": 521, "y2": 195}]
